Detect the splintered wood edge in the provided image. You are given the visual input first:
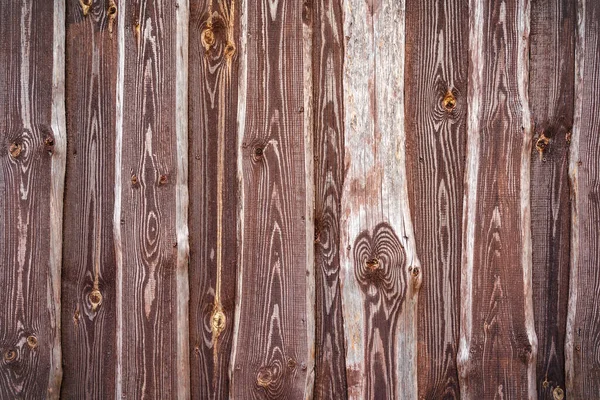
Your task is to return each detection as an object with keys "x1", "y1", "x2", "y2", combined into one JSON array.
[
  {"x1": 175, "y1": 1, "x2": 191, "y2": 398},
  {"x1": 49, "y1": 0, "x2": 66, "y2": 397}
]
